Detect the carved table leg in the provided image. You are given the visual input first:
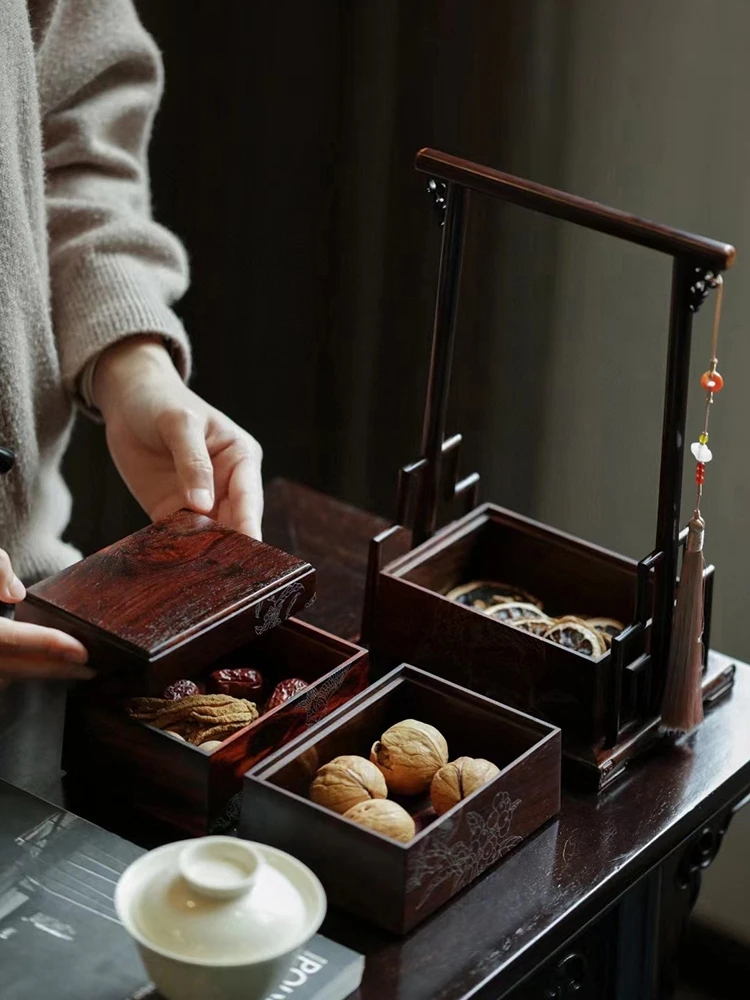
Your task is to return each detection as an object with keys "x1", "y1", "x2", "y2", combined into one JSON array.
[
  {"x1": 505, "y1": 803, "x2": 739, "y2": 1000},
  {"x1": 656, "y1": 807, "x2": 735, "y2": 999},
  {"x1": 507, "y1": 908, "x2": 619, "y2": 999}
]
